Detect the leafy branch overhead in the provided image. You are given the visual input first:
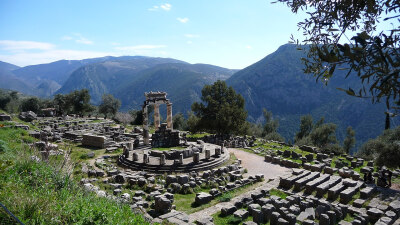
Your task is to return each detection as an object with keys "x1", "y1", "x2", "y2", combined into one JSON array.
[{"x1": 275, "y1": 0, "x2": 400, "y2": 114}]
